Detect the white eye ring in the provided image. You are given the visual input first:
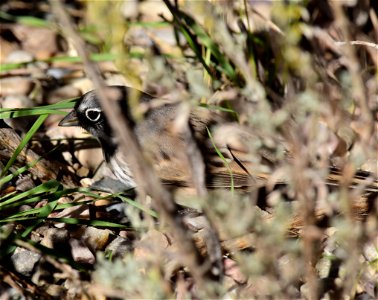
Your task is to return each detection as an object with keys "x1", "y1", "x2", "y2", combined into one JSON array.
[{"x1": 85, "y1": 108, "x2": 102, "y2": 122}]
